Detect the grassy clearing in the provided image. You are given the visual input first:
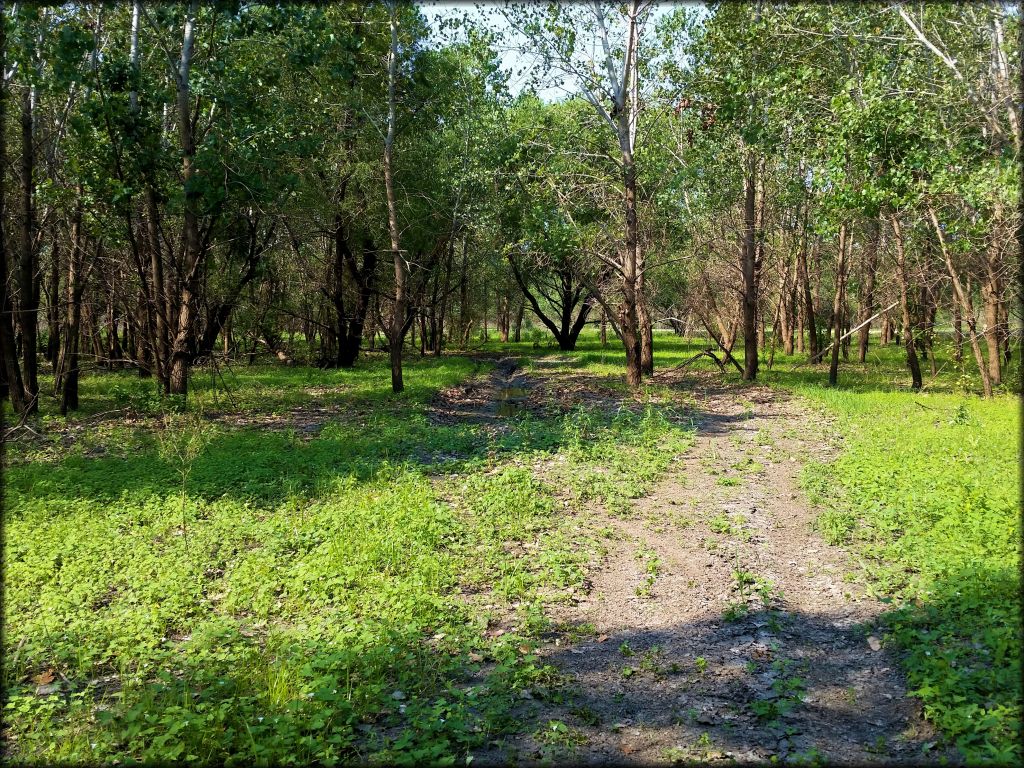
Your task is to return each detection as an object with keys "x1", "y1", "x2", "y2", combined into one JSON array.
[
  {"x1": 2, "y1": 351, "x2": 693, "y2": 765},
  {"x1": 4, "y1": 331, "x2": 1019, "y2": 763},
  {"x1": 31, "y1": 353, "x2": 482, "y2": 421}
]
